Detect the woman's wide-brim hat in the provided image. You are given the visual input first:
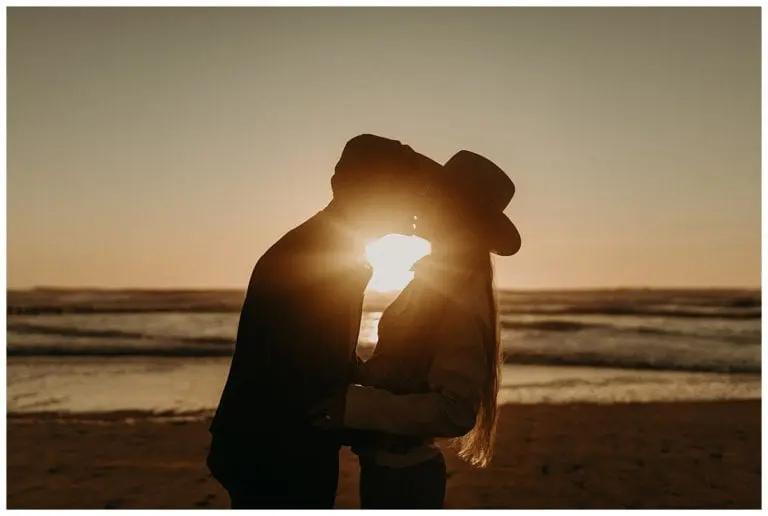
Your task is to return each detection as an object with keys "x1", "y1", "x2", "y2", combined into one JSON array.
[{"x1": 441, "y1": 150, "x2": 521, "y2": 256}]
